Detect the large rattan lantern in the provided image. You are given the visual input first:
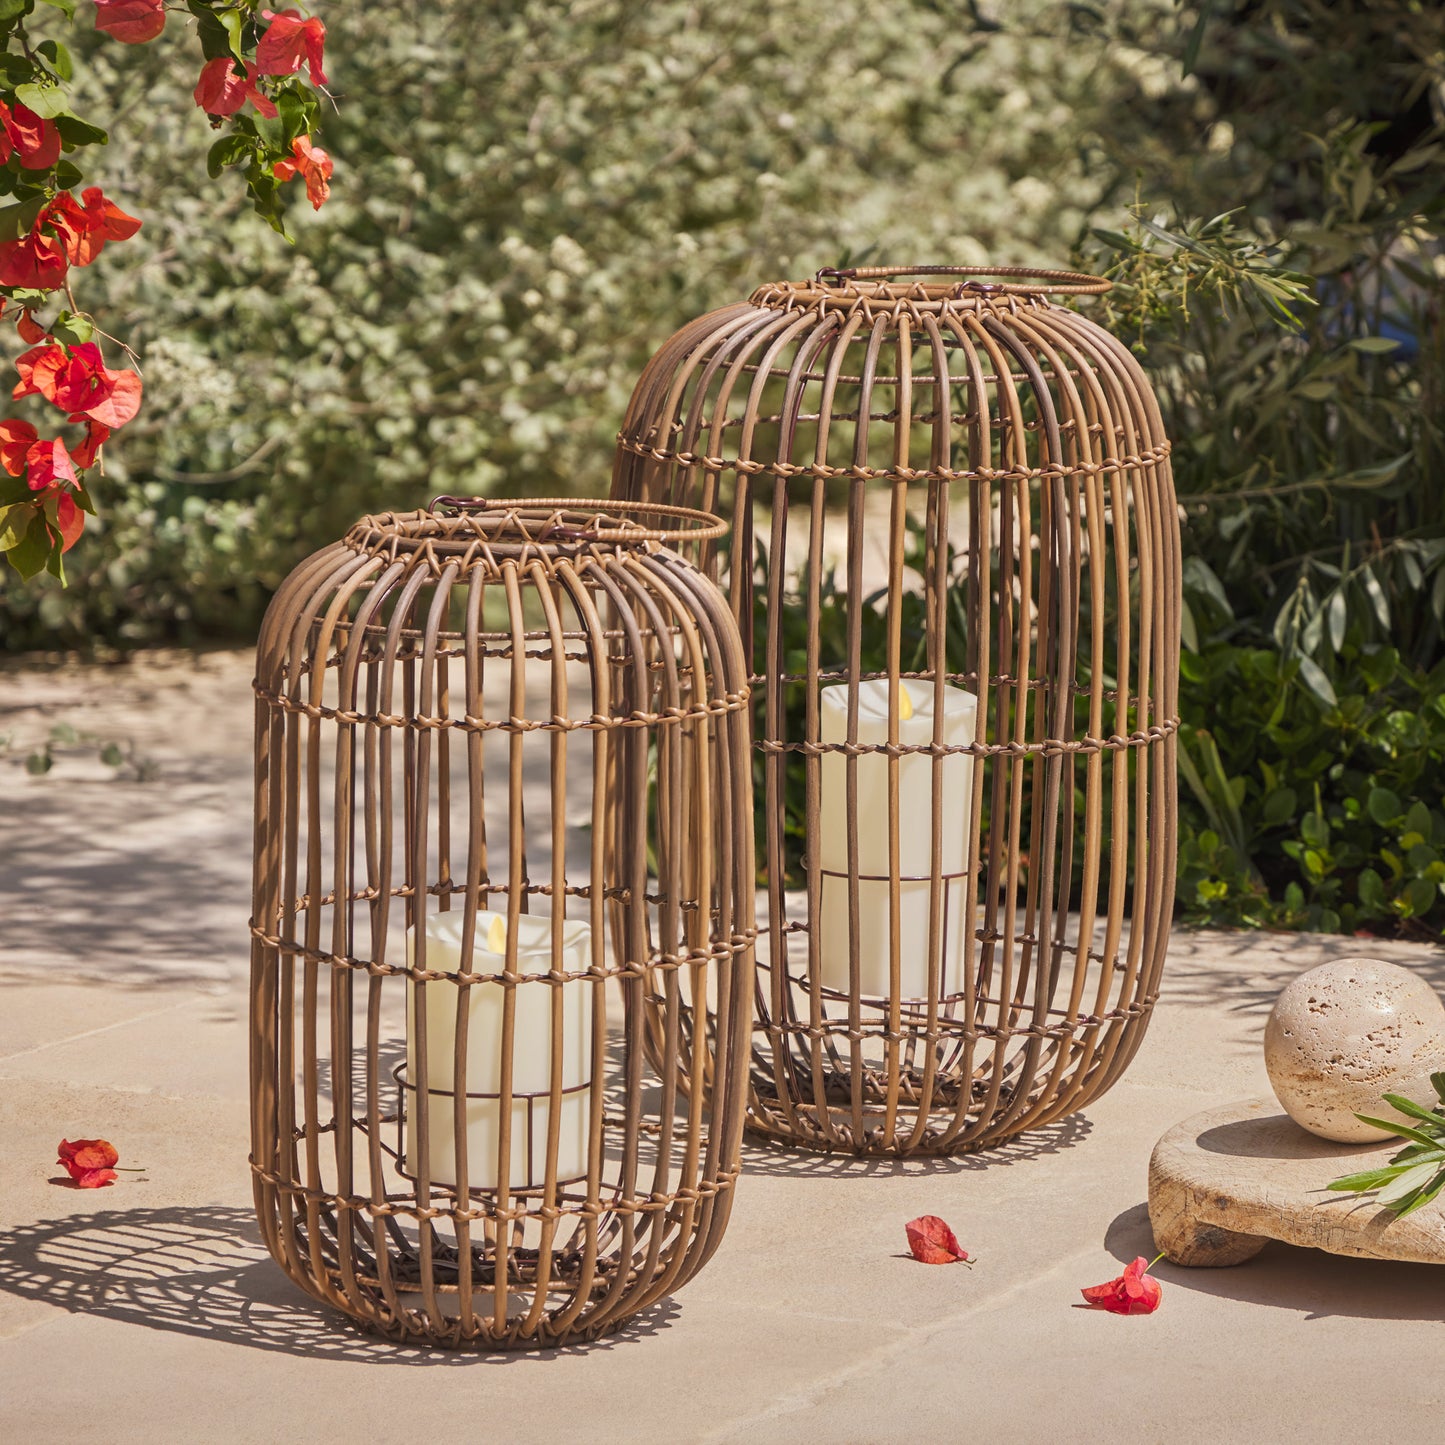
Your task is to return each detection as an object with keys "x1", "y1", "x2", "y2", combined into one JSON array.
[
  {"x1": 249, "y1": 498, "x2": 755, "y2": 1348},
  {"x1": 613, "y1": 265, "x2": 1181, "y2": 1157}
]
